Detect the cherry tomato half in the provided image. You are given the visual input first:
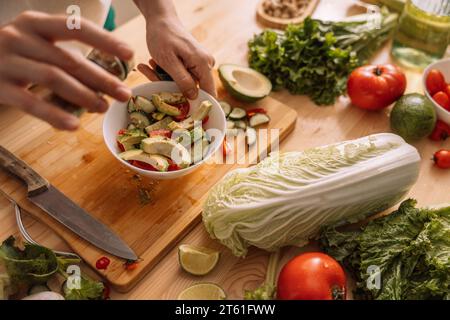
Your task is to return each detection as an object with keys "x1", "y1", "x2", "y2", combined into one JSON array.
[
  {"x1": 173, "y1": 101, "x2": 190, "y2": 121},
  {"x1": 247, "y1": 108, "x2": 268, "y2": 118},
  {"x1": 96, "y1": 257, "x2": 111, "y2": 270},
  {"x1": 149, "y1": 129, "x2": 172, "y2": 138},
  {"x1": 131, "y1": 160, "x2": 157, "y2": 171},
  {"x1": 167, "y1": 159, "x2": 181, "y2": 172}
]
